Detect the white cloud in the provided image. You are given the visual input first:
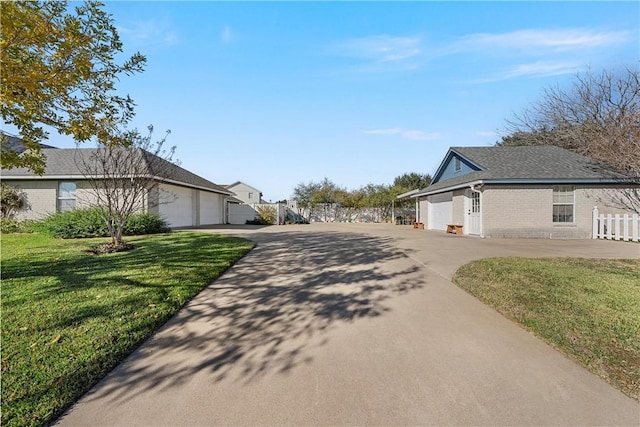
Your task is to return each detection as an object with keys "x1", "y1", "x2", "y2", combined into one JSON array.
[
  {"x1": 444, "y1": 28, "x2": 634, "y2": 83},
  {"x1": 331, "y1": 35, "x2": 422, "y2": 70},
  {"x1": 364, "y1": 128, "x2": 440, "y2": 141},
  {"x1": 118, "y1": 20, "x2": 178, "y2": 48},
  {"x1": 470, "y1": 60, "x2": 582, "y2": 83},
  {"x1": 450, "y1": 28, "x2": 633, "y2": 54}
]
